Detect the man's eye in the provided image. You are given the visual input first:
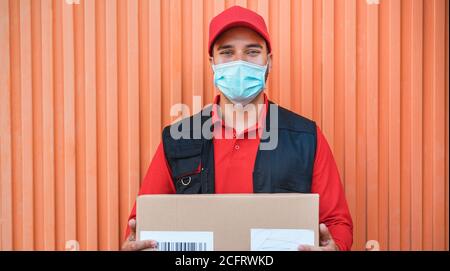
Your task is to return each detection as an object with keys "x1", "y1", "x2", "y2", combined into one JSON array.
[
  {"x1": 220, "y1": 50, "x2": 233, "y2": 55},
  {"x1": 248, "y1": 50, "x2": 261, "y2": 55}
]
